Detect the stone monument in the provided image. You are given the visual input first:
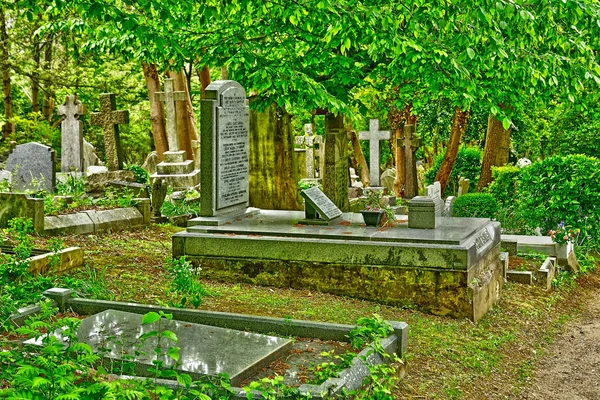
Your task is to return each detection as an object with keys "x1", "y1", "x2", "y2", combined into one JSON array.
[
  {"x1": 323, "y1": 114, "x2": 349, "y2": 211},
  {"x1": 58, "y1": 95, "x2": 86, "y2": 172},
  {"x1": 90, "y1": 93, "x2": 129, "y2": 171},
  {"x1": 401, "y1": 124, "x2": 421, "y2": 198},
  {"x1": 197, "y1": 80, "x2": 254, "y2": 222},
  {"x1": 7, "y1": 142, "x2": 56, "y2": 192},
  {"x1": 150, "y1": 79, "x2": 200, "y2": 190},
  {"x1": 427, "y1": 181, "x2": 444, "y2": 216},
  {"x1": 295, "y1": 124, "x2": 316, "y2": 179},
  {"x1": 359, "y1": 119, "x2": 390, "y2": 188}
]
